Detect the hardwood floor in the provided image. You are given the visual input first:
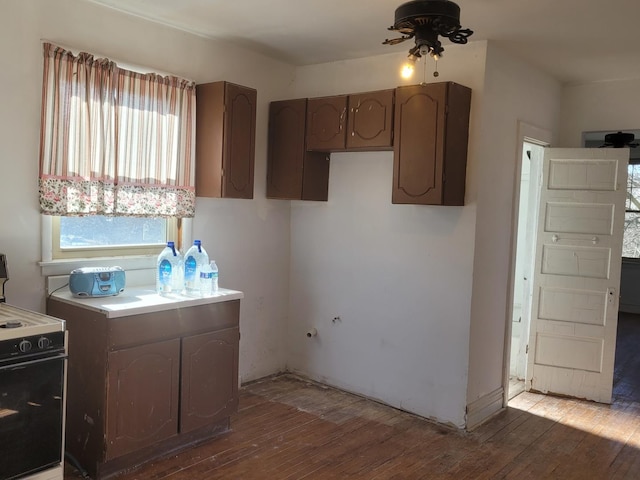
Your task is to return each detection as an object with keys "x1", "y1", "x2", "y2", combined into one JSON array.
[{"x1": 64, "y1": 314, "x2": 640, "y2": 479}]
